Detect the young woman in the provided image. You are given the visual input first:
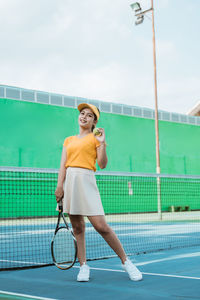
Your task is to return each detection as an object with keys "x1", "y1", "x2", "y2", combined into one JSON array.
[{"x1": 55, "y1": 103, "x2": 142, "y2": 282}]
